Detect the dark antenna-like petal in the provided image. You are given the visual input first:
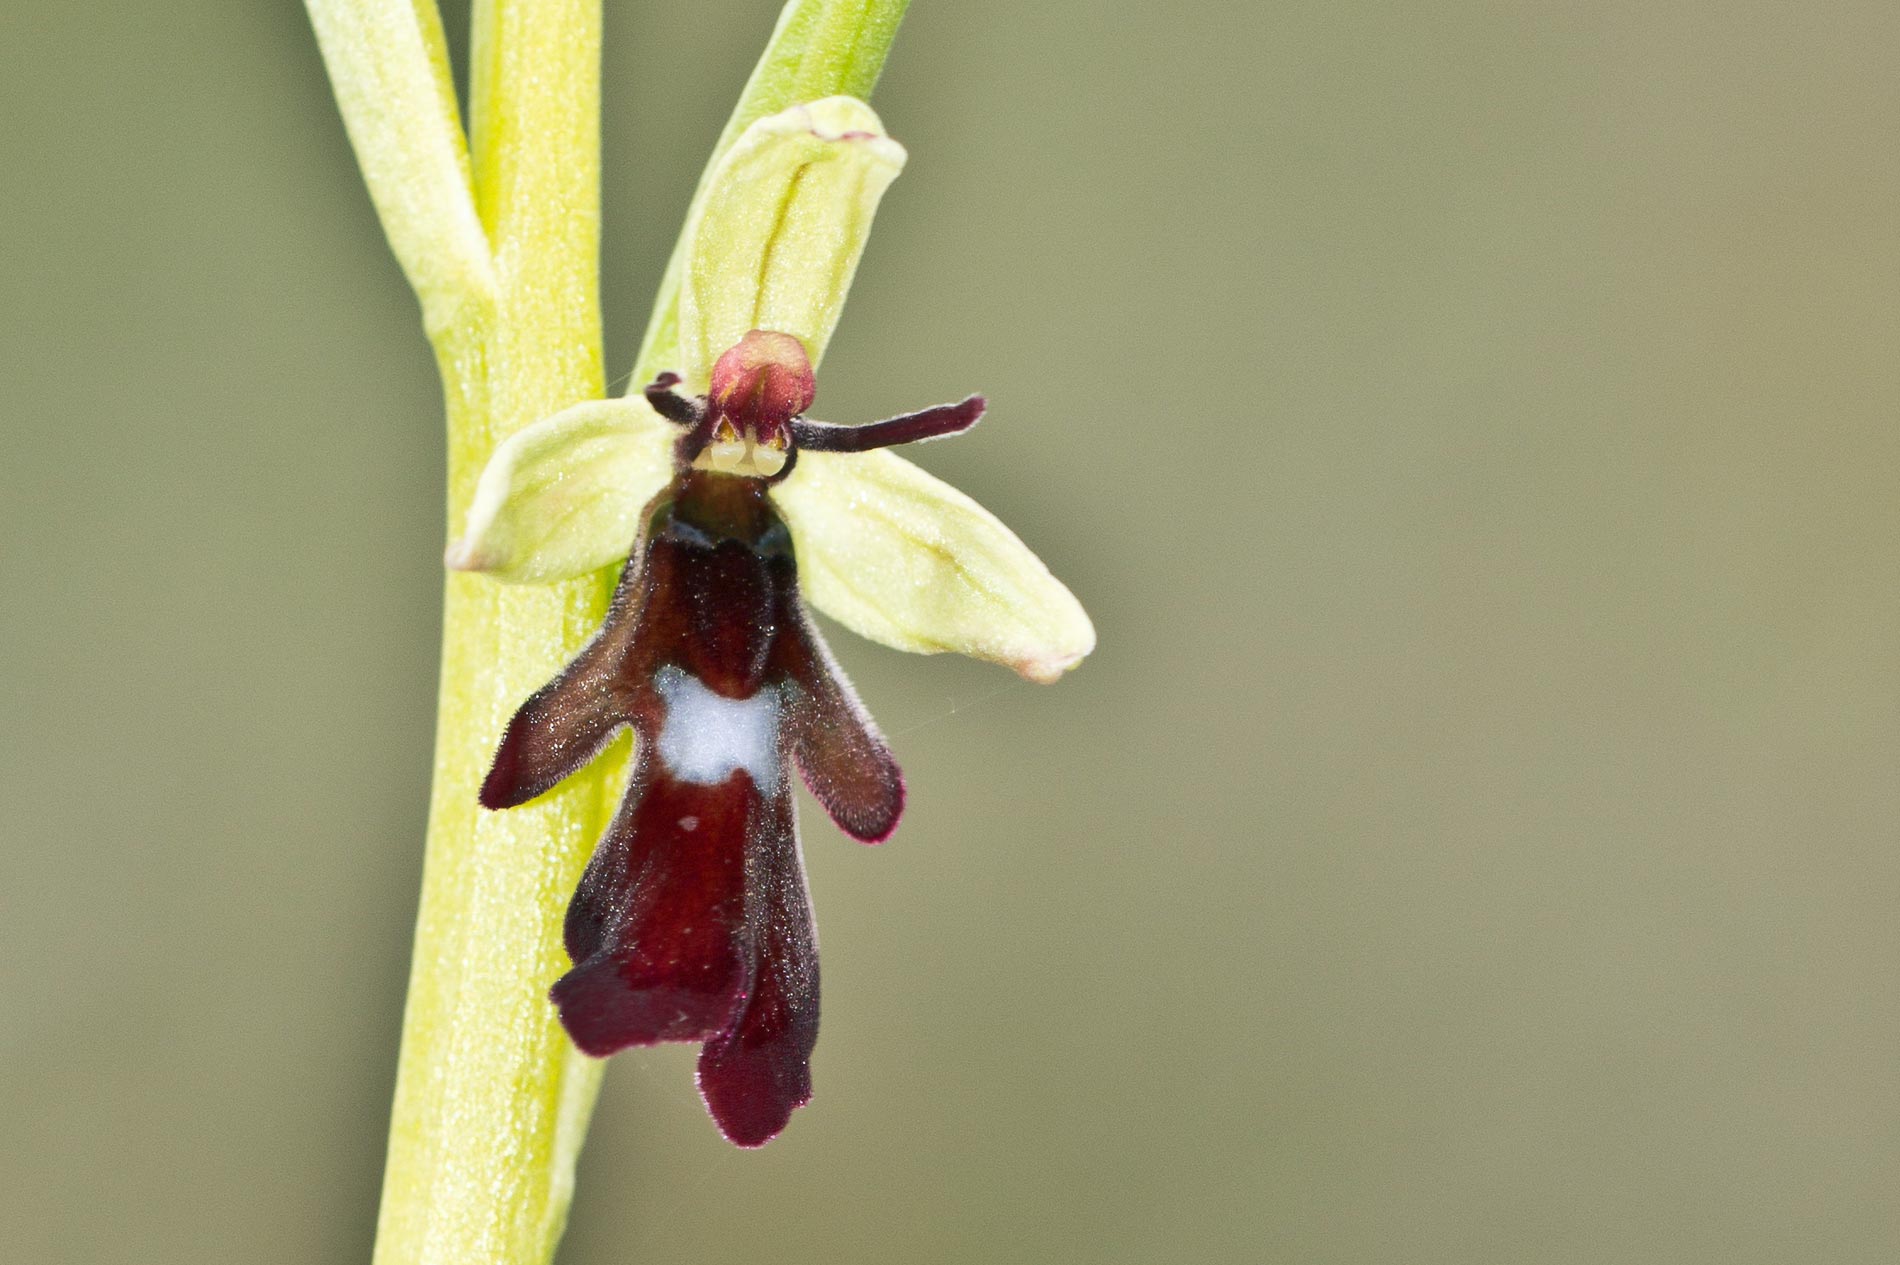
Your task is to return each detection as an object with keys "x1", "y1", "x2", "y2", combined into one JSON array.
[
  {"x1": 643, "y1": 372, "x2": 704, "y2": 427},
  {"x1": 789, "y1": 394, "x2": 985, "y2": 453}
]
